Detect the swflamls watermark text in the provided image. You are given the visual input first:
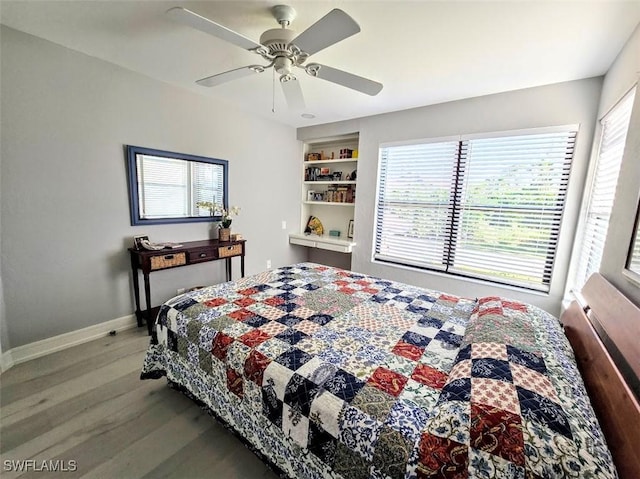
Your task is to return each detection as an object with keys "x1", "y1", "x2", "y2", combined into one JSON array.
[{"x1": 3, "y1": 460, "x2": 77, "y2": 472}]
